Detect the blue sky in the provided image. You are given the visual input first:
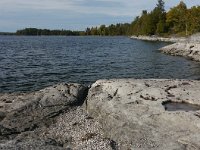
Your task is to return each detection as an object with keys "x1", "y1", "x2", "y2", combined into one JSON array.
[{"x1": 0, "y1": 0, "x2": 199, "y2": 32}]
